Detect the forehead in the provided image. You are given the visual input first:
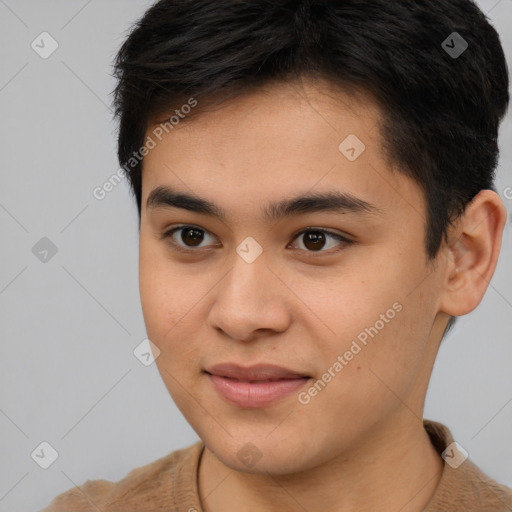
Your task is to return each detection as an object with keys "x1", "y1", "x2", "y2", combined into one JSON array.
[
  {"x1": 140, "y1": 78, "x2": 423, "y2": 226},
  {"x1": 144, "y1": 78, "x2": 383, "y2": 164}
]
